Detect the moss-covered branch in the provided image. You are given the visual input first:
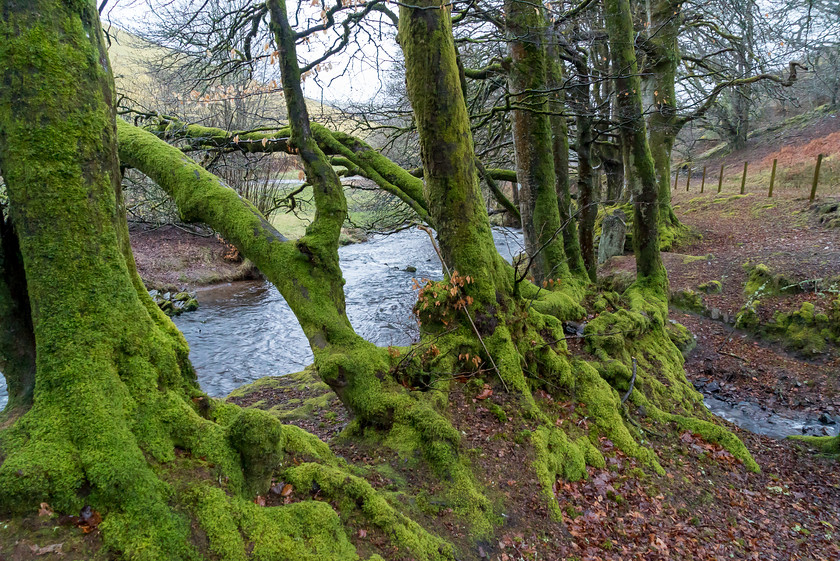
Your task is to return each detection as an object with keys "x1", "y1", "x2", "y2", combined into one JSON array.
[{"x1": 150, "y1": 117, "x2": 433, "y2": 224}]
